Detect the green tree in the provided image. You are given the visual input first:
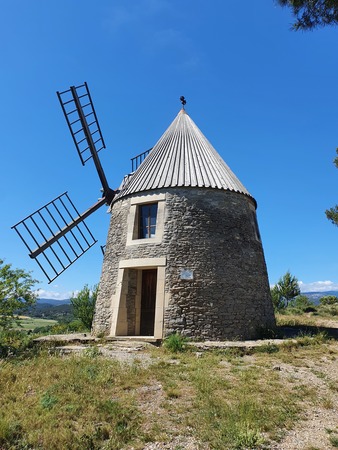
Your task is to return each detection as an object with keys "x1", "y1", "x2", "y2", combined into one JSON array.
[
  {"x1": 320, "y1": 295, "x2": 338, "y2": 305},
  {"x1": 70, "y1": 284, "x2": 98, "y2": 330},
  {"x1": 271, "y1": 271, "x2": 301, "y2": 310},
  {"x1": 0, "y1": 258, "x2": 38, "y2": 330},
  {"x1": 276, "y1": 0, "x2": 338, "y2": 30},
  {"x1": 325, "y1": 148, "x2": 338, "y2": 226},
  {"x1": 271, "y1": 287, "x2": 285, "y2": 311}
]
